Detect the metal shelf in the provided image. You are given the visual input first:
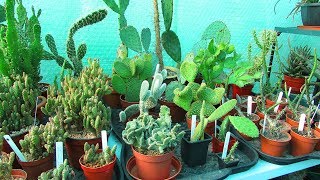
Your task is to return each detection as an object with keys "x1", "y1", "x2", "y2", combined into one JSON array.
[{"x1": 275, "y1": 27, "x2": 320, "y2": 36}]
